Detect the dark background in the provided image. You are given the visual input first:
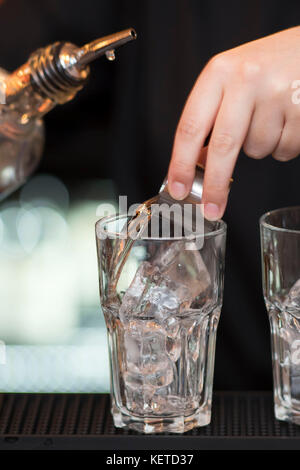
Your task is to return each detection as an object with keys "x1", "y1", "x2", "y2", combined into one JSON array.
[{"x1": 0, "y1": 0, "x2": 300, "y2": 390}]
